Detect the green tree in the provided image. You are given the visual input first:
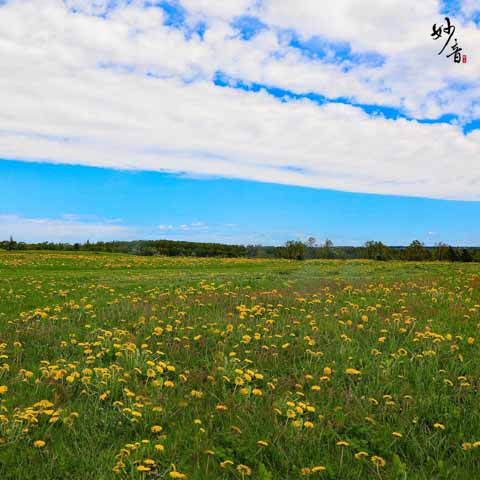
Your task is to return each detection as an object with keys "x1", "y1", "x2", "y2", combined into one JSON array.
[
  {"x1": 446, "y1": 246, "x2": 458, "y2": 262},
  {"x1": 318, "y1": 239, "x2": 334, "y2": 259},
  {"x1": 364, "y1": 241, "x2": 391, "y2": 260},
  {"x1": 283, "y1": 240, "x2": 306, "y2": 260},
  {"x1": 305, "y1": 237, "x2": 317, "y2": 259},
  {"x1": 460, "y1": 248, "x2": 473, "y2": 262},
  {"x1": 433, "y1": 242, "x2": 450, "y2": 261},
  {"x1": 6, "y1": 236, "x2": 16, "y2": 251},
  {"x1": 404, "y1": 240, "x2": 431, "y2": 261}
]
